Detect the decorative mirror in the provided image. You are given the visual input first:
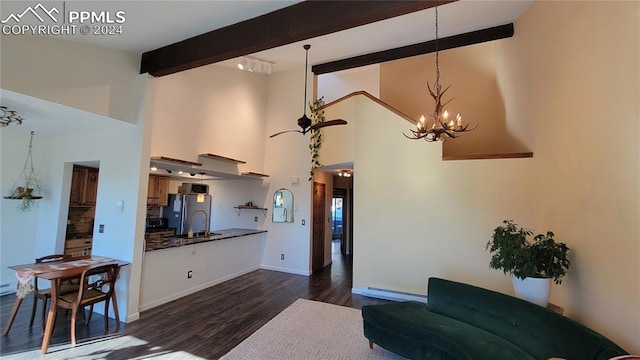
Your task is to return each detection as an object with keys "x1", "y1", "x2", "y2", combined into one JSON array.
[{"x1": 273, "y1": 188, "x2": 294, "y2": 223}]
